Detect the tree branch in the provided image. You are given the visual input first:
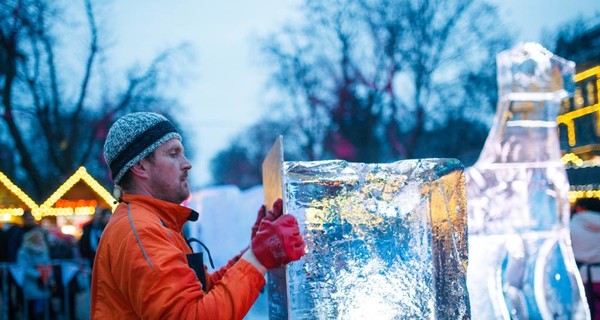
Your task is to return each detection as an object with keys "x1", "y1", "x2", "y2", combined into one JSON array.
[{"x1": 67, "y1": 0, "x2": 98, "y2": 167}]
